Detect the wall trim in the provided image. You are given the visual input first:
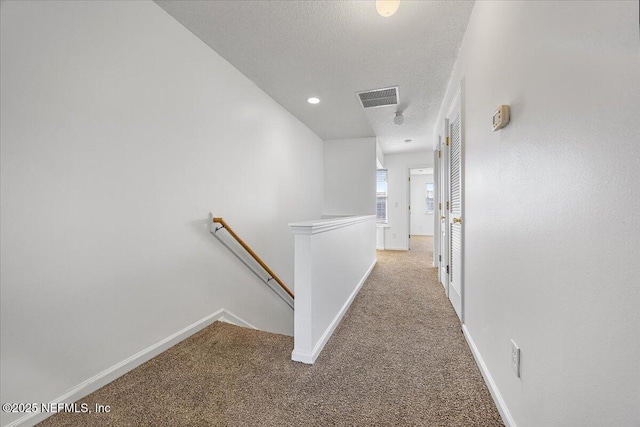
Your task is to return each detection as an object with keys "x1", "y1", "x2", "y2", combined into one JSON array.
[
  {"x1": 289, "y1": 215, "x2": 376, "y2": 235},
  {"x1": 292, "y1": 259, "x2": 377, "y2": 364},
  {"x1": 290, "y1": 349, "x2": 313, "y2": 363},
  {"x1": 218, "y1": 309, "x2": 258, "y2": 330},
  {"x1": 5, "y1": 309, "x2": 256, "y2": 427},
  {"x1": 462, "y1": 324, "x2": 517, "y2": 427}
]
